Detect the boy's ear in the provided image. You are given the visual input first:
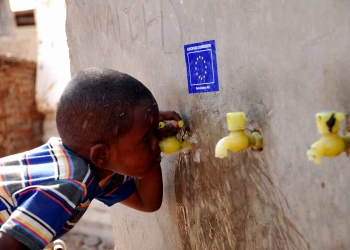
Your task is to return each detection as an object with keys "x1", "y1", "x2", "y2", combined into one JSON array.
[{"x1": 89, "y1": 144, "x2": 109, "y2": 168}]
